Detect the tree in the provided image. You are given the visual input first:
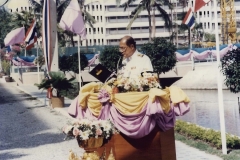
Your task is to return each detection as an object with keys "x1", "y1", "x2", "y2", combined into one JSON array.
[
  {"x1": 221, "y1": 48, "x2": 240, "y2": 93},
  {"x1": 8, "y1": 9, "x2": 42, "y2": 40},
  {"x1": 116, "y1": 0, "x2": 173, "y2": 41},
  {"x1": 59, "y1": 53, "x2": 88, "y2": 74},
  {"x1": 28, "y1": 0, "x2": 96, "y2": 47},
  {"x1": 99, "y1": 46, "x2": 121, "y2": 72},
  {"x1": 140, "y1": 37, "x2": 177, "y2": 80},
  {"x1": 0, "y1": 7, "x2": 14, "y2": 45}
]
